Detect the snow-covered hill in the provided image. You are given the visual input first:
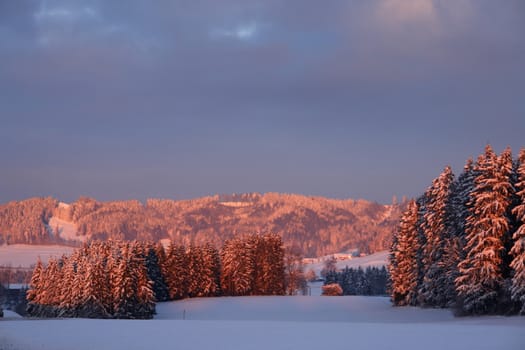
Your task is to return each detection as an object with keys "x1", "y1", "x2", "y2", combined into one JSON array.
[{"x1": 1, "y1": 296, "x2": 524, "y2": 350}]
